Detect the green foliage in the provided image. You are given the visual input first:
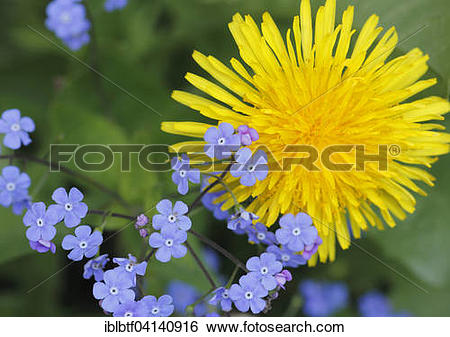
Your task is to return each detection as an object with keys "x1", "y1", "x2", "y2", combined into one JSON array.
[{"x1": 0, "y1": 0, "x2": 448, "y2": 316}]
